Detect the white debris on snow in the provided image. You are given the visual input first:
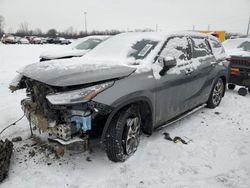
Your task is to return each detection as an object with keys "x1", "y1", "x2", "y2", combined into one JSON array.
[{"x1": 0, "y1": 43, "x2": 250, "y2": 188}]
